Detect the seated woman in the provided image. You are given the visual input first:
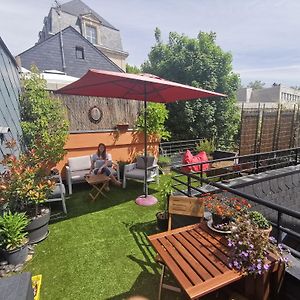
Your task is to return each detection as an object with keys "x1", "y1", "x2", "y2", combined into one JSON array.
[{"x1": 89, "y1": 143, "x2": 121, "y2": 187}]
